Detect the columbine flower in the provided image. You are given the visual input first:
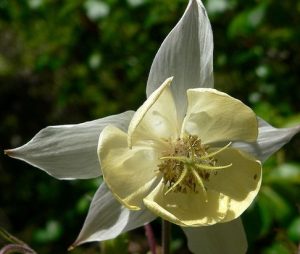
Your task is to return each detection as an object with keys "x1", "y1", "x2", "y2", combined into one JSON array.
[
  {"x1": 99, "y1": 77, "x2": 262, "y2": 227},
  {"x1": 5, "y1": 0, "x2": 300, "y2": 253}
]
